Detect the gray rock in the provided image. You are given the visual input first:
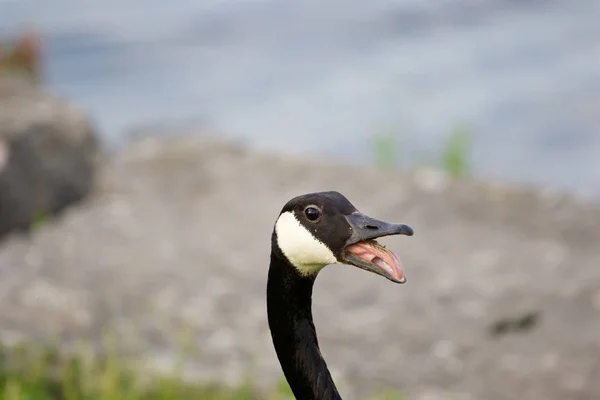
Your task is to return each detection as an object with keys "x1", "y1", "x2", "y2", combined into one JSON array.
[
  {"x1": 0, "y1": 76, "x2": 100, "y2": 238},
  {"x1": 0, "y1": 135, "x2": 598, "y2": 400}
]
